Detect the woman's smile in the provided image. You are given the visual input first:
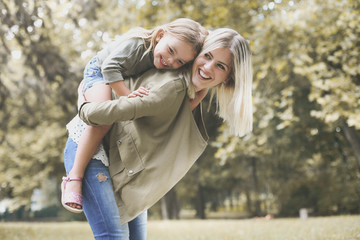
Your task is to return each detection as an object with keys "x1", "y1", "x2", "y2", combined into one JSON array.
[
  {"x1": 198, "y1": 68, "x2": 211, "y2": 80},
  {"x1": 192, "y1": 48, "x2": 232, "y2": 91}
]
